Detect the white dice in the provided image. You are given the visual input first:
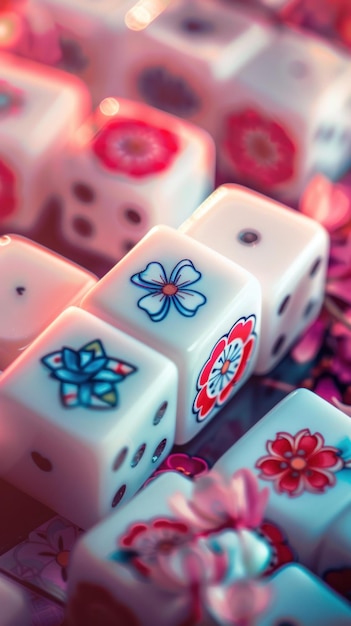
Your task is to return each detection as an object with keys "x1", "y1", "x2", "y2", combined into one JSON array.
[
  {"x1": 55, "y1": 97, "x2": 215, "y2": 263},
  {"x1": 214, "y1": 389, "x2": 351, "y2": 571},
  {"x1": 0, "y1": 52, "x2": 90, "y2": 232},
  {"x1": 0, "y1": 306, "x2": 178, "y2": 528},
  {"x1": 216, "y1": 28, "x2": 351, "y2": 203},
  {"x1": 81, "y1": 225, "x2": 262, "y2": 443},
  {"x1": 181, "y1": 184, "x2": 329, "y2": 374},
  {"x1": 0, "y1": 234, "x2": 97, "y2": 370},
  {"x1": 65, "y1": 471, "x2": 271, "y2": 626}
]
